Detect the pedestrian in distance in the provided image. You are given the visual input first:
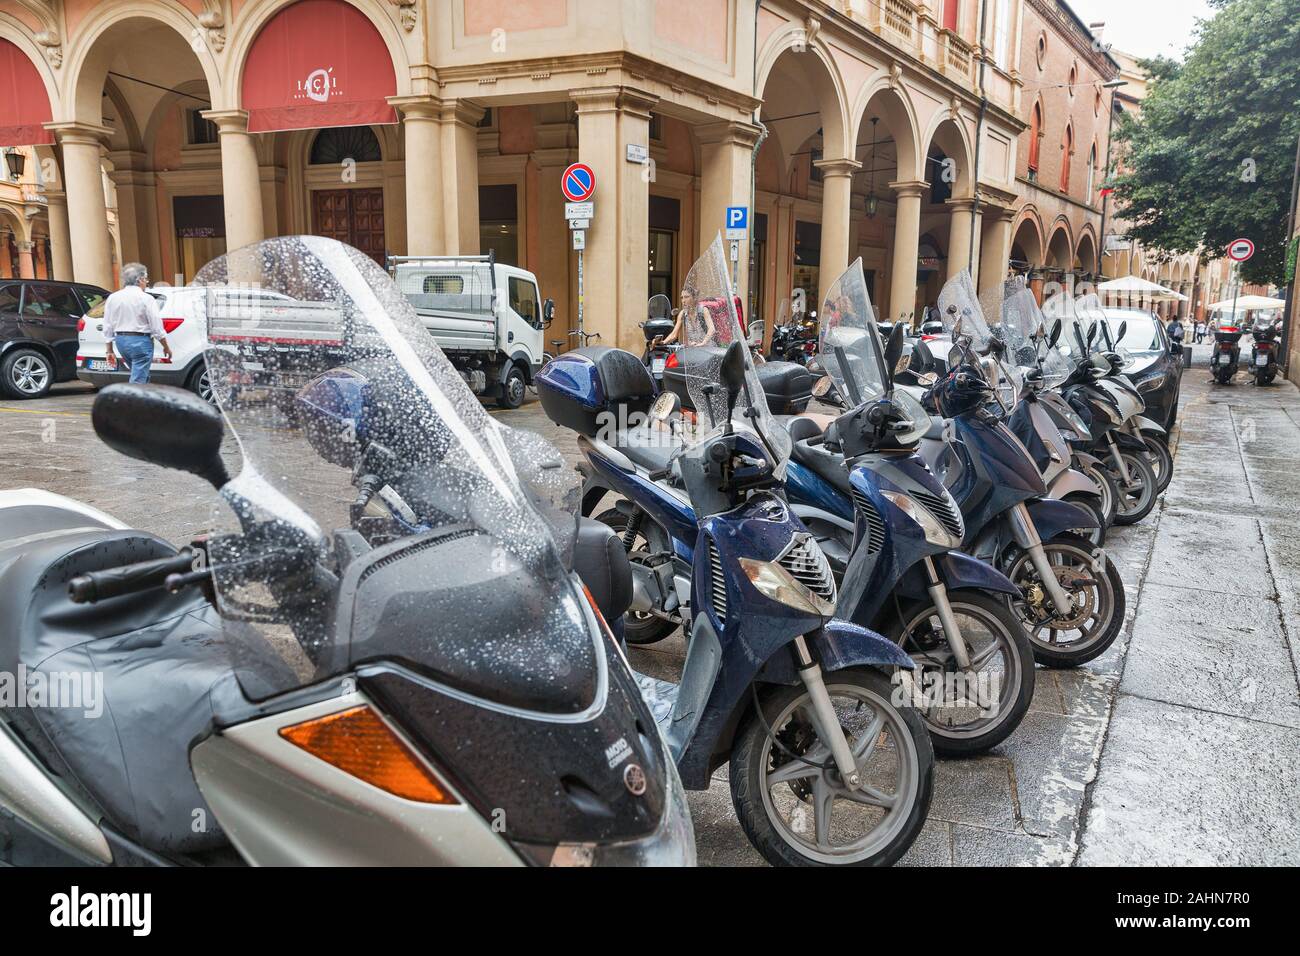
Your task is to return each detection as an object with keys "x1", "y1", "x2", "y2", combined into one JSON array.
[{"x1": 104, "y1": 263, "x2": 171, "y2": 384}]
